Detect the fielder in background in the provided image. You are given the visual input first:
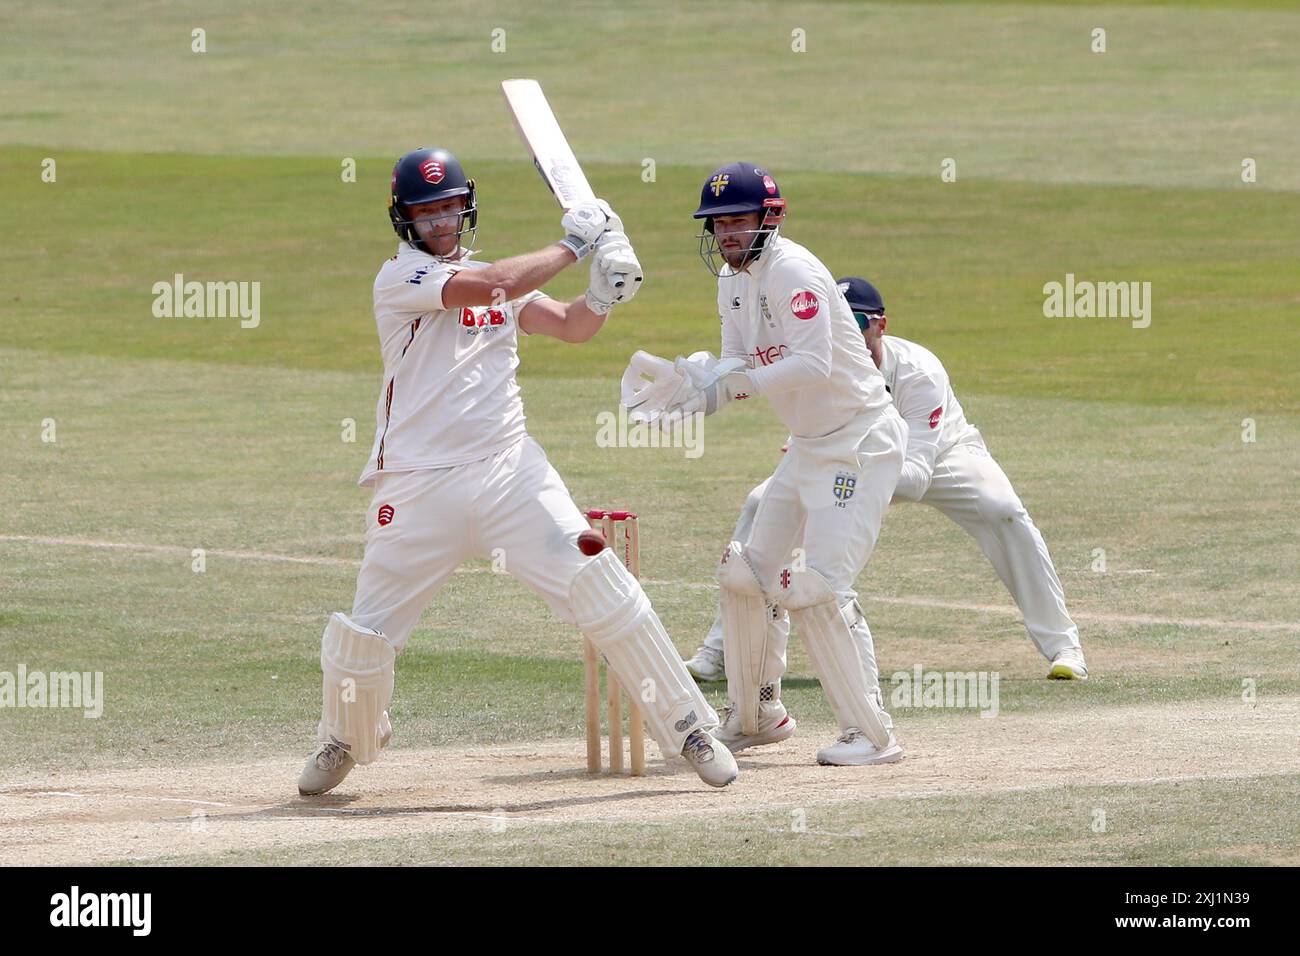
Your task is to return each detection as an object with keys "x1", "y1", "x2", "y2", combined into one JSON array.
[
  {"x1": 297, "y1": 146, "x2": 737, "y2": 796},
  {"x1": 628, "y1": 164, "x2": 909, "y2": 767},
  {"x1": 684, "y1": 277, "x2": 1087, "y2": 686}
]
